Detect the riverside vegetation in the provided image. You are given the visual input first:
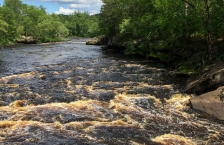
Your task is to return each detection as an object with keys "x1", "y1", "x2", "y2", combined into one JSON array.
[
  {"x1": 98, "y1": 0, "x2": 224, "y2": 72},
  {"x1": 0, "y1": 0, "x2": 99, "y2": 45}
]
